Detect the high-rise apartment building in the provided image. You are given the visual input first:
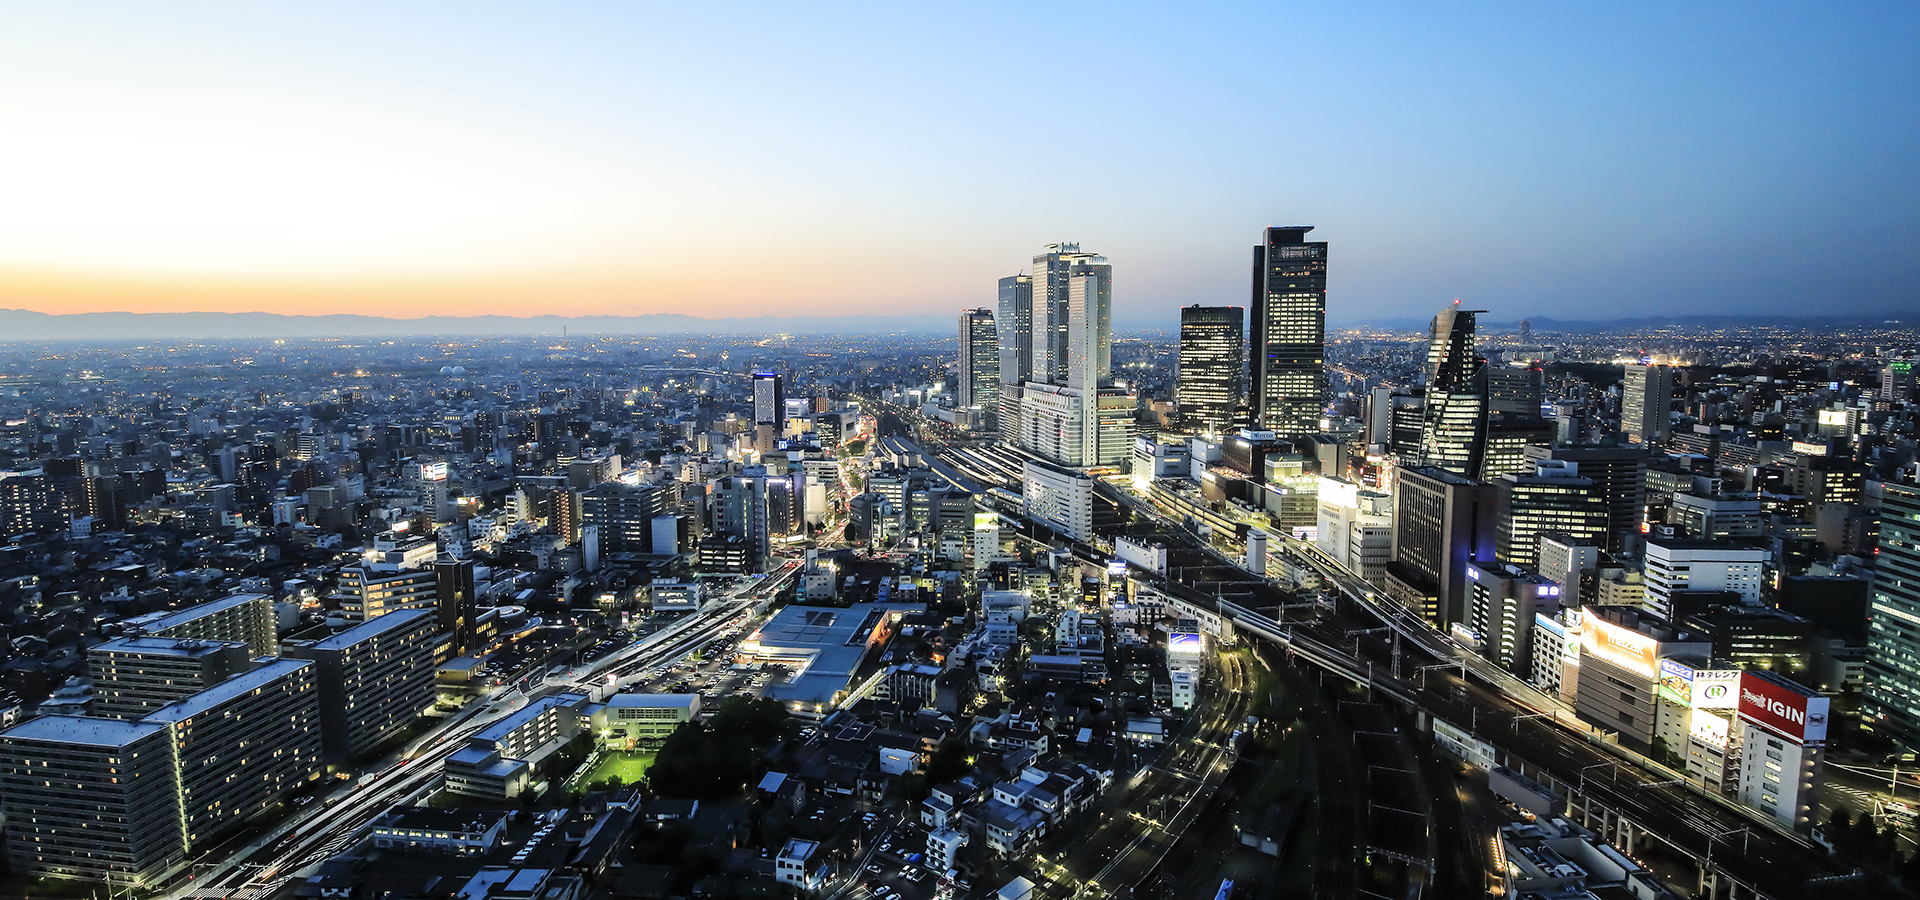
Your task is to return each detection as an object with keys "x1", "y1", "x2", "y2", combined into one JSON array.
[
  {"x1": 283, "y1": 608, "x2": 438, "y2": 759},
  {"x1": 1622, "y1": 364, "x2": 1675, "y2": 445},
  {"x1": 1865, "y1": 482, "x2": 1920, "y2": 740},
  {"x1": 957, "y1": 307, "x2": 999, "y2": 415},
  {"x1": 0, "y1": 717, "x2": 185, "y2": 883},
  {"x1": 144, "y1": 658, "x2": 323, "y2": 849},
  {"x1": 1248, "y1": 226, "x2": 1327, "y2": 435},
  {"x1": 436, "y1": 556, "x2": 479, "y2": 656},
  {"x1": 123, "y1": 593, "x2": 278, "y2": 658},
  {"x1": 1177, "y1": 305, "x2": 1244, "y2": 435},
  {"x1": 337, "y1": 565, "x2": 439, "y2": 622},
  {"x1": 89, "y1": 636, "x2": 256, "y2": 720}
]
